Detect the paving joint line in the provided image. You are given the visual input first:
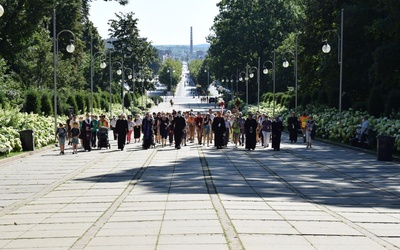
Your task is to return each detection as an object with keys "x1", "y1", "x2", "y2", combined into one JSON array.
[
  {"x1": 70, "y1": 147, "x2": 159, "y2": 249},
  {"x1": 198, "y1": 146, "x2": 244, "y2": 250},
  {"x1": 0, "y1": 153, "x2": 109, "y2": 217},
  {"x1": 248, "y1": 149, "x2": 399, "y2": 250}
]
